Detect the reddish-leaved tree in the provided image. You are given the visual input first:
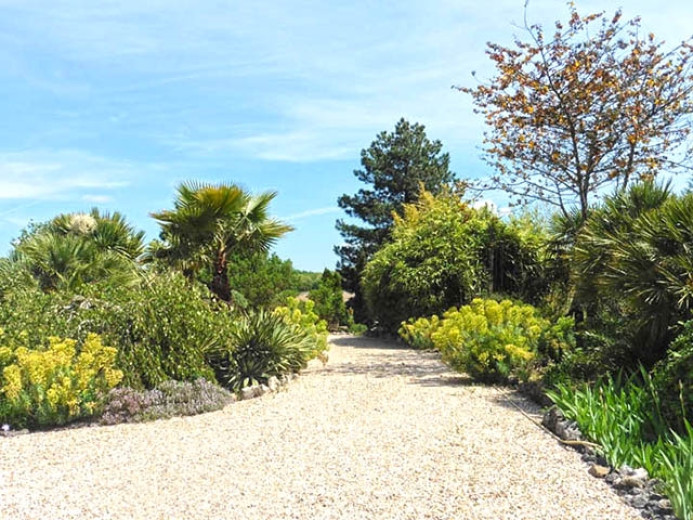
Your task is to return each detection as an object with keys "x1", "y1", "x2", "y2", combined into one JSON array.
[{"x1": 460, "y1": 4, "x2": 693, "y2": 218}]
